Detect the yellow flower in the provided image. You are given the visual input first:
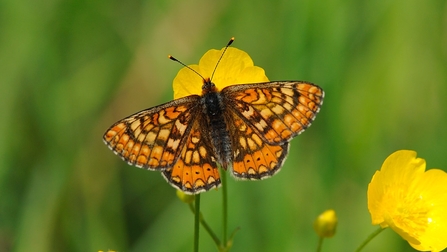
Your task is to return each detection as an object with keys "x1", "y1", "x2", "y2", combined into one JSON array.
[
  {"x1": 313, "y1": 209, "x2": 338, "y2": 238},
  {"x1": 368, "y1": 150, "x2": 447, "y2": 251},
  {"x1": 172, "y1": 47, "x2": 269, "y2": 99}
]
